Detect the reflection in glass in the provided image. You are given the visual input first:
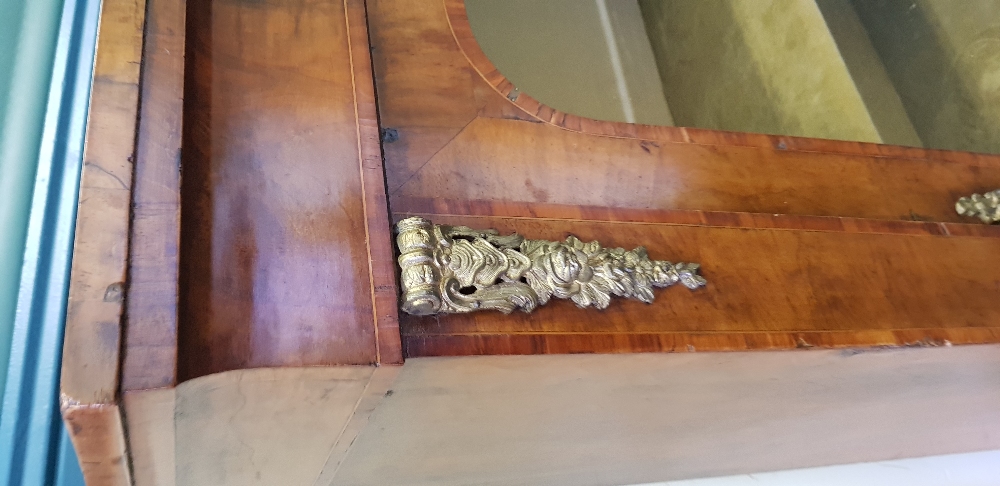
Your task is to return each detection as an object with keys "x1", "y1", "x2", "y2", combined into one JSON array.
[{"x1": 466, "y1": 0, "x2": 1000, "y2": 154}]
